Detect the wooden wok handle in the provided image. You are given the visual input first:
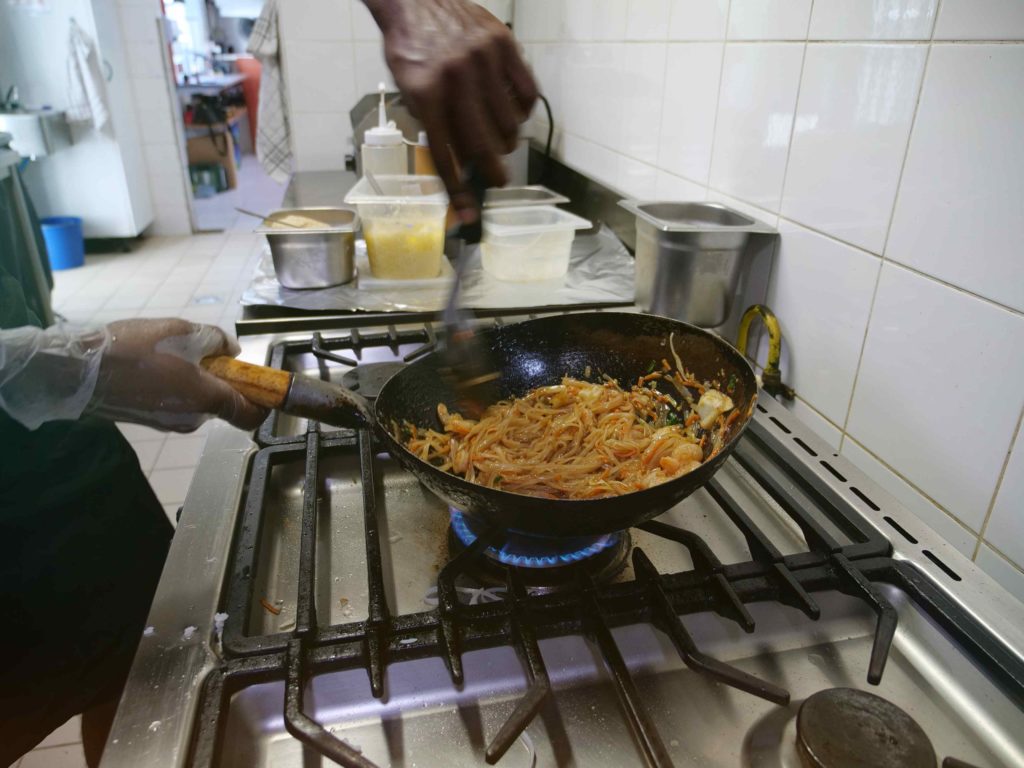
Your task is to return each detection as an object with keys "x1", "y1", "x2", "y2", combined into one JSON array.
[
  {"x1": 201, "y1": 355, "x2": 374, "y2": 430},
  {"x1": 201, "y1": 356, "x2": 293, "y2": 409}
]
